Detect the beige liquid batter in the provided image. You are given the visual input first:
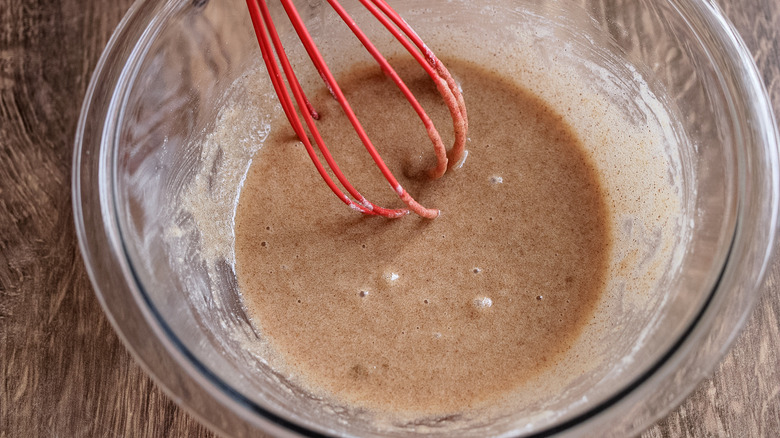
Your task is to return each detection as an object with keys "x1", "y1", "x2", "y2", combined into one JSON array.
[{"x1": 234, "y1": 59, "x2": 611, "y2": 416}]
